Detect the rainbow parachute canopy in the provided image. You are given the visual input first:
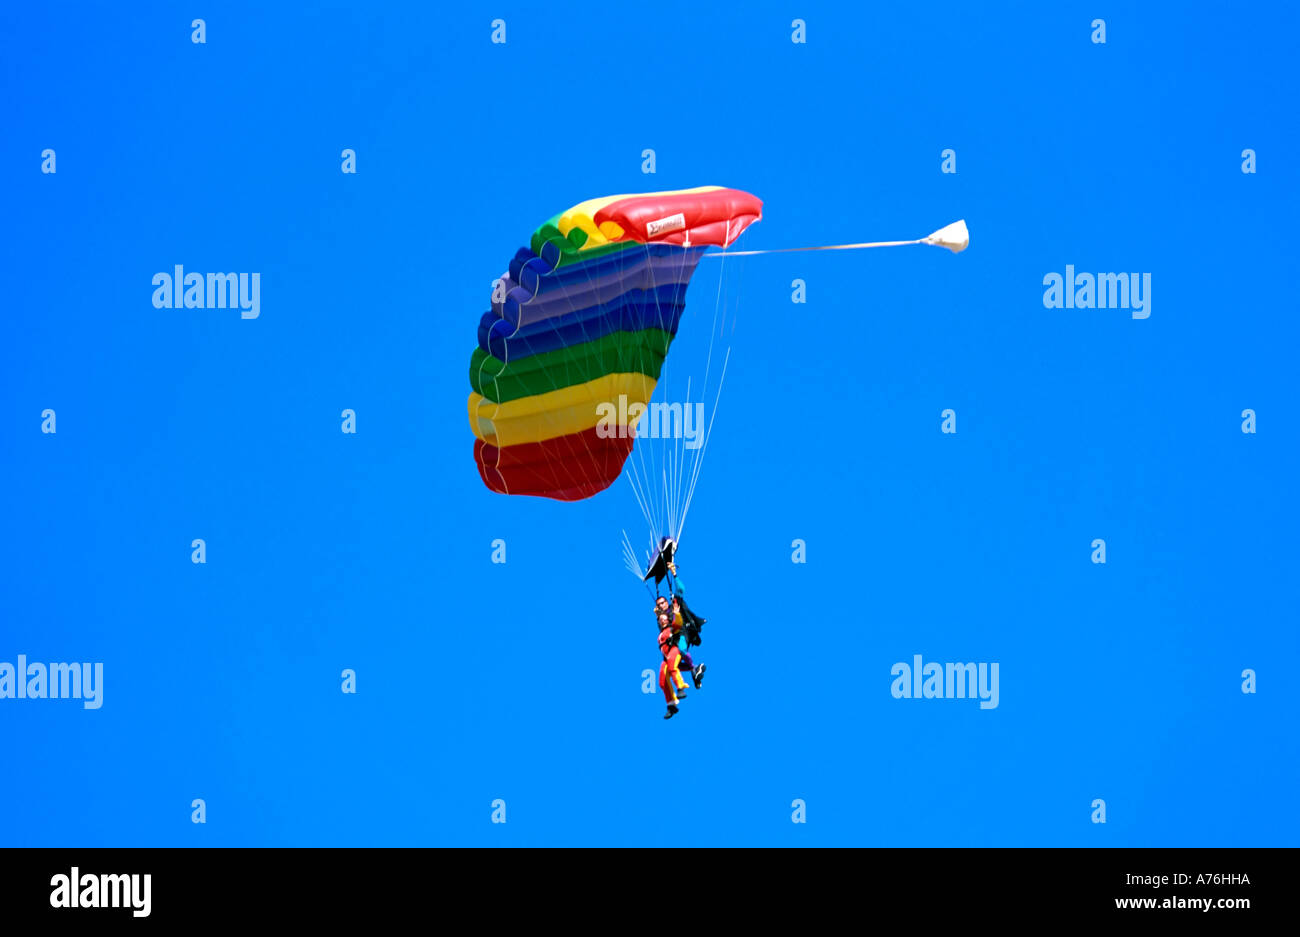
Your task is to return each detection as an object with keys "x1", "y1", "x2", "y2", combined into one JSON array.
[{"x1": 468, "y1": 186, "x2": 762, "y2": 501}]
